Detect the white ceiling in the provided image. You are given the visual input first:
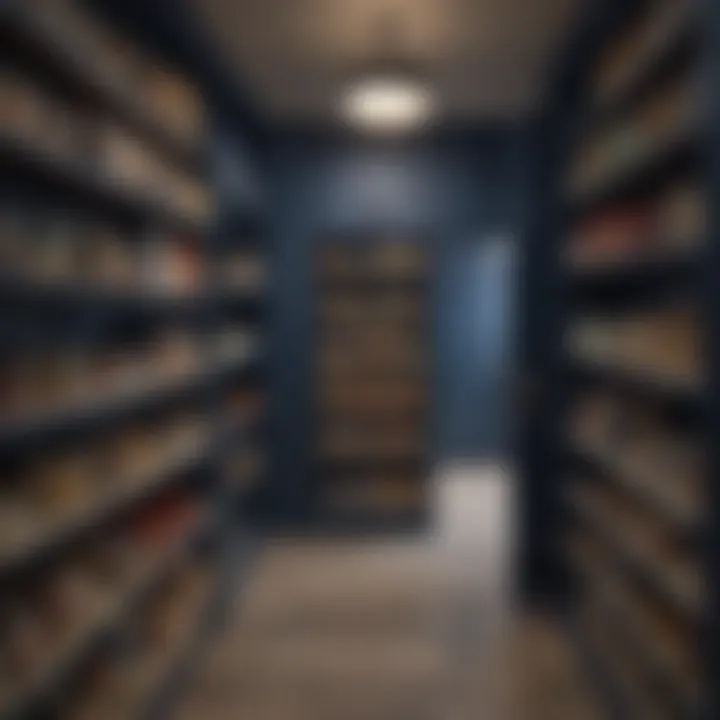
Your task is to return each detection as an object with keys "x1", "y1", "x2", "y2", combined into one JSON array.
[{"x1": 197, "y1": 0, "x2": 583, "y2": 122}]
